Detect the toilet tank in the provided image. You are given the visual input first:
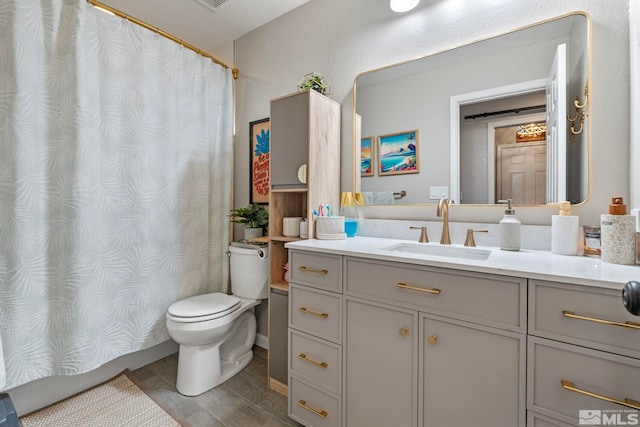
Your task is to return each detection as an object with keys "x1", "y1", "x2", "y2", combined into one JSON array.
[{"x1": 229, "y1": 245, "x2": 269, "y2": 299}]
